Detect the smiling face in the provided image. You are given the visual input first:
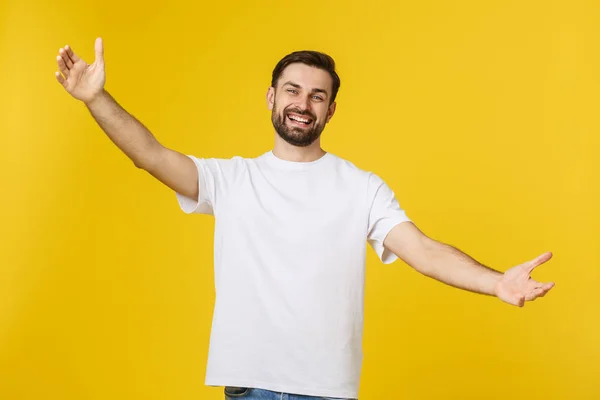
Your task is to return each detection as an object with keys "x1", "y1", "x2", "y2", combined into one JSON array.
[{"x1": 267, "y1": 63, "x2": 337, "y2": 147}]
